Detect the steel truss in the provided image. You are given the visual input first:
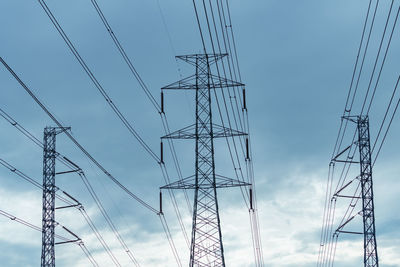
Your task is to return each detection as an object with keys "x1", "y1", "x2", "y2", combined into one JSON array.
[
  {"x1": 41, "y1": 126, "x2": 70, "y2": 267},
  {"x1": 161, "y1": 54, "x2": 249, "y2": 267},
  {"x1": 357, "y1": 116, "x2": 379, "y2": 267},
  {"x1": 334, "y1": 116, "x2": 379, "y2": 267}
]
